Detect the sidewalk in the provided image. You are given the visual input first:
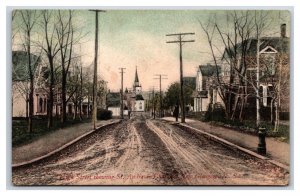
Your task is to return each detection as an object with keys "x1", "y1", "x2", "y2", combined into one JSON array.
[
  {"x1": 12, "y1": 119, "x2": 119, "y2": 165},
  {"x1": 162, "y1": 117, "x2": 289, "y2": 166}
]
